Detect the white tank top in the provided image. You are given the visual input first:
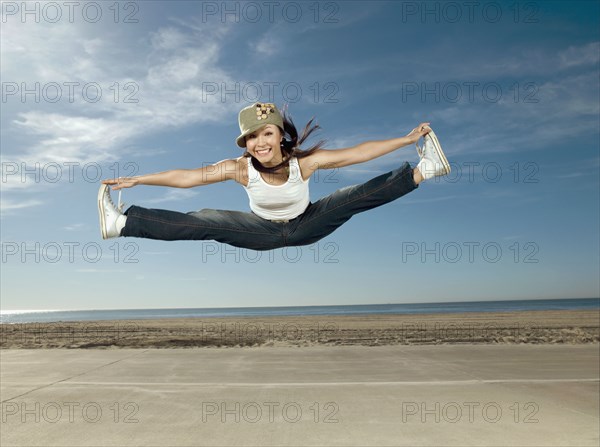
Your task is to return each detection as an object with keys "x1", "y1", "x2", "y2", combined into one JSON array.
[{"x1": 243, "y1": 156, "x2": 310, "y2": 220}]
